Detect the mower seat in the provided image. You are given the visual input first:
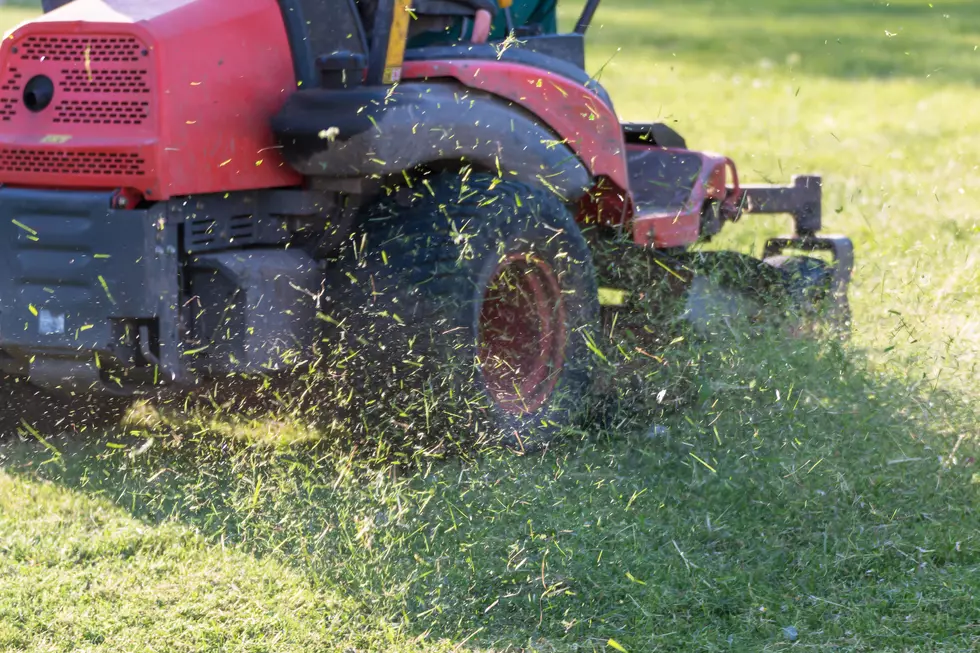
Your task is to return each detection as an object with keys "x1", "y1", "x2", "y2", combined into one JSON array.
[
  {"x1": 355, "y1": 0, "x2": 498, "y2": 46},
  {"x1": 404, "y1": 43, "x2": 615, "y2": 111},
  {"x1": 304, "y1": 0, "x2": 369, "y2": 55}
]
